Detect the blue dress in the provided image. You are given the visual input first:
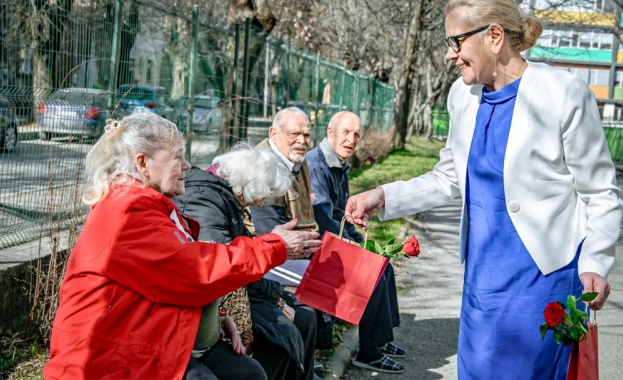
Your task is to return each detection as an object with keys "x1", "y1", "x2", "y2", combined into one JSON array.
[{"x1": 458, "y1": 78, "x2": 583, "y2": 379}]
